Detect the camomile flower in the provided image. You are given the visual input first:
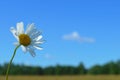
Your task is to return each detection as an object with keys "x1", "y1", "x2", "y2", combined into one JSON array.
[
  {"x1": 10, "y1": 22, "x2": 43, "y2": 57},
  {"x1": 6, "y1": 22, "x2": 44, "y2": 80}
]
